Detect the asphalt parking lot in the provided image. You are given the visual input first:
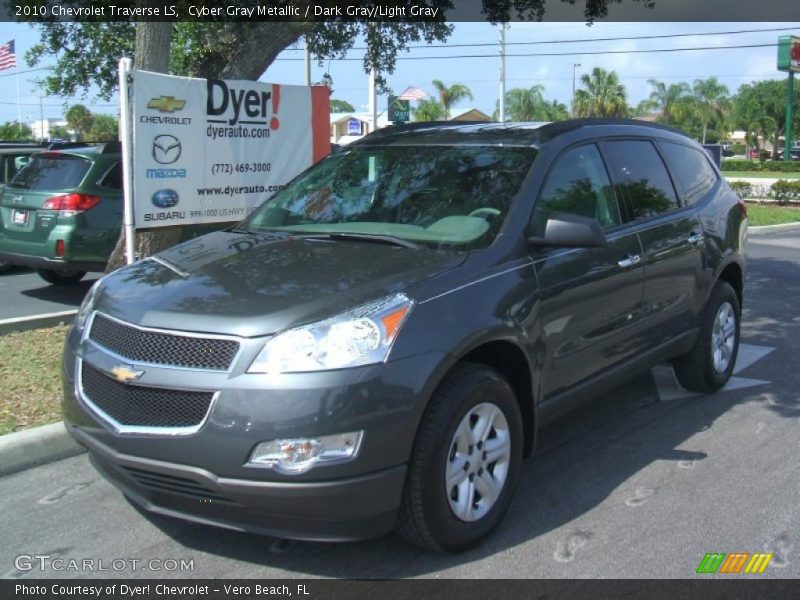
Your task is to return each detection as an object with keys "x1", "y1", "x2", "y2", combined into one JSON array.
[
  {"x1": 0, "y1": 268, "x2": 98, "y2": 321},
  {"x1": 0, "y1": 227, "x2": 798, "y2": 579}
]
